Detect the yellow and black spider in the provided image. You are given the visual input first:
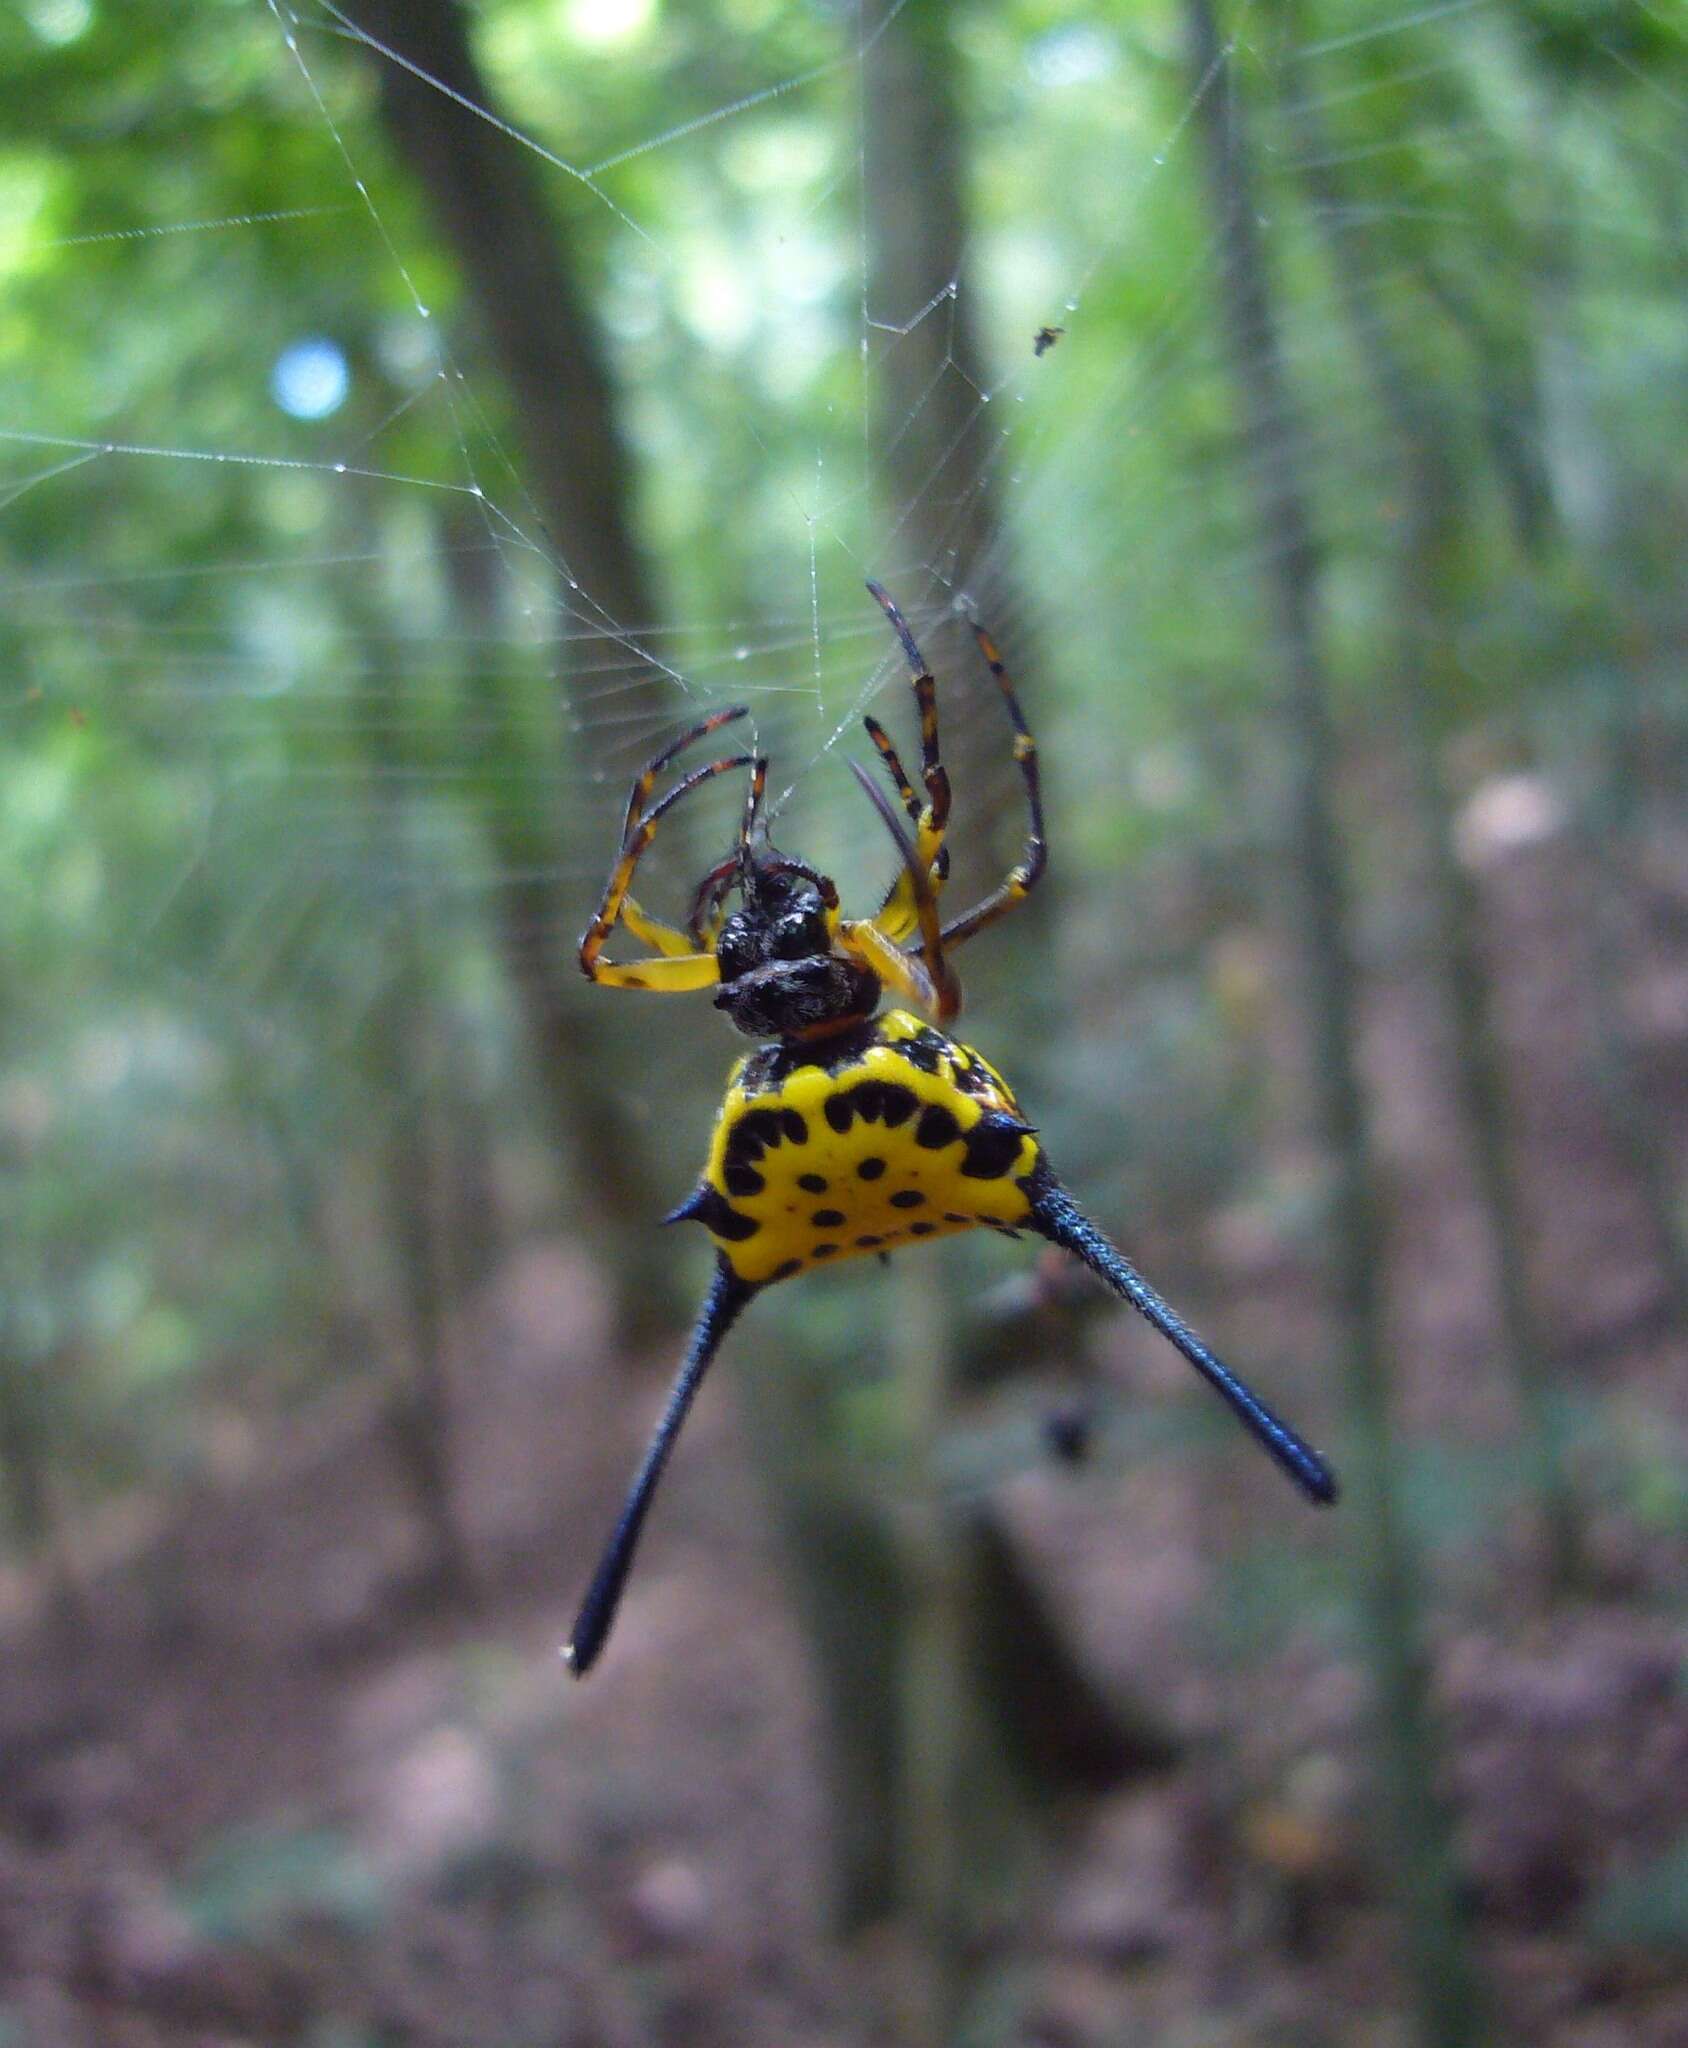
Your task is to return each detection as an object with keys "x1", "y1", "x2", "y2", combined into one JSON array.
[{"x1": 565, "y1": 583, "x2": 1337, "y2": 1675}]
